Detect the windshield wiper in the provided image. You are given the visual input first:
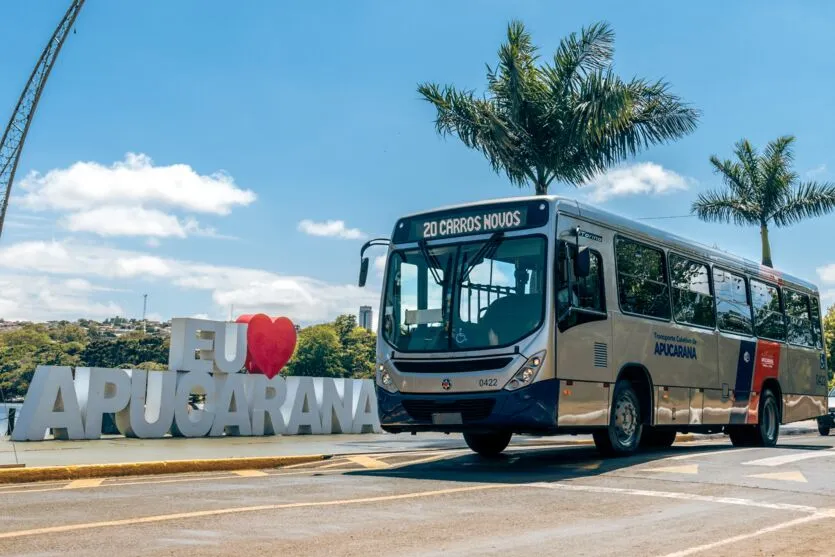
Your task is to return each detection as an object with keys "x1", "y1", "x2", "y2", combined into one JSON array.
[
  {"x1": 417, "y1": 238, "x2": 444, "y2": 286},
  {"x1": 460, "y1": 232, "x2": 504, "y2": 284}
]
